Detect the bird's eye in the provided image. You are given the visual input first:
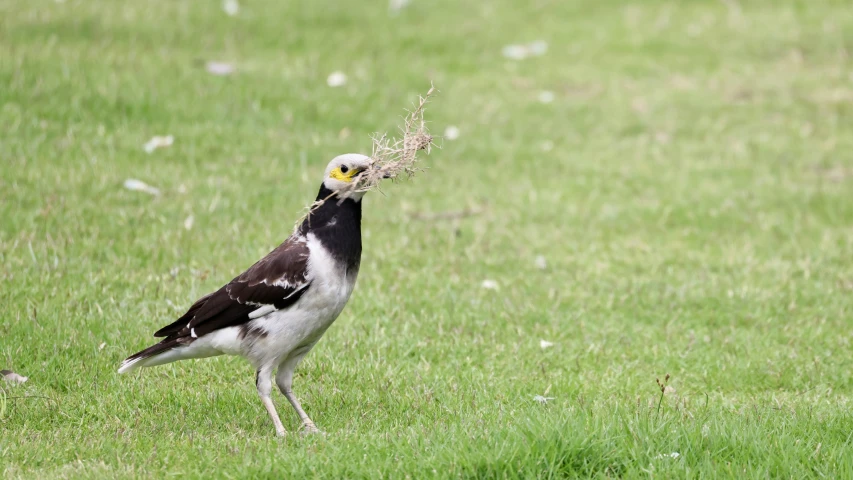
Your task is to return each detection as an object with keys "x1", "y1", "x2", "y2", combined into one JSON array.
[{"x1": 340, "y1": 165, "x2": 349, "y2": 174}]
